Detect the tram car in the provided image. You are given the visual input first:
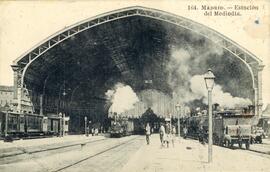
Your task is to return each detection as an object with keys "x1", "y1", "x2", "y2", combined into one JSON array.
[
  {"x1": 186, "y1": 107, "x2": 254, "y2": 150},
  {"x1": 0, "y1": 111, "x2": 61, "y2": 138},
  {"x1": 110, "y1": 117, "x2": 134, "y2": 138}
]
